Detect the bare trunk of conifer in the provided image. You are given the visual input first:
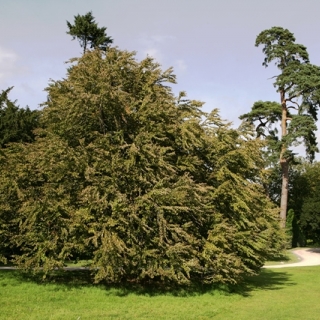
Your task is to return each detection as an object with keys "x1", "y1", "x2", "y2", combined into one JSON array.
[
  {"x1": 280, "y1": 159, "x2": 289, "y2": 228},
  {"x1": 83, "y1": 37, "x2": 87, "y2": 54},
  {"x1": 280, "y1": 90, "x2": 288, "y2": 228}
]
